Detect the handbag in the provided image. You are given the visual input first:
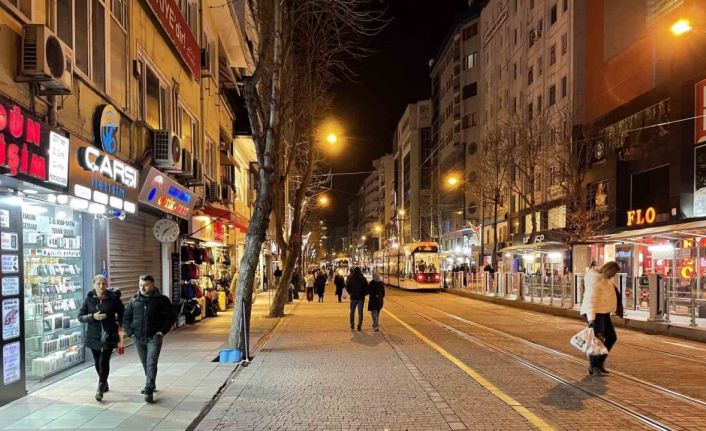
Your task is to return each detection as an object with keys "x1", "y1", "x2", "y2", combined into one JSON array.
[
  {"x1": 101, "y1": 329, "x2": 120, "y2": 346},
  {"x1": 570, "y1": 327, "x2": 609, "y2": 356}
]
